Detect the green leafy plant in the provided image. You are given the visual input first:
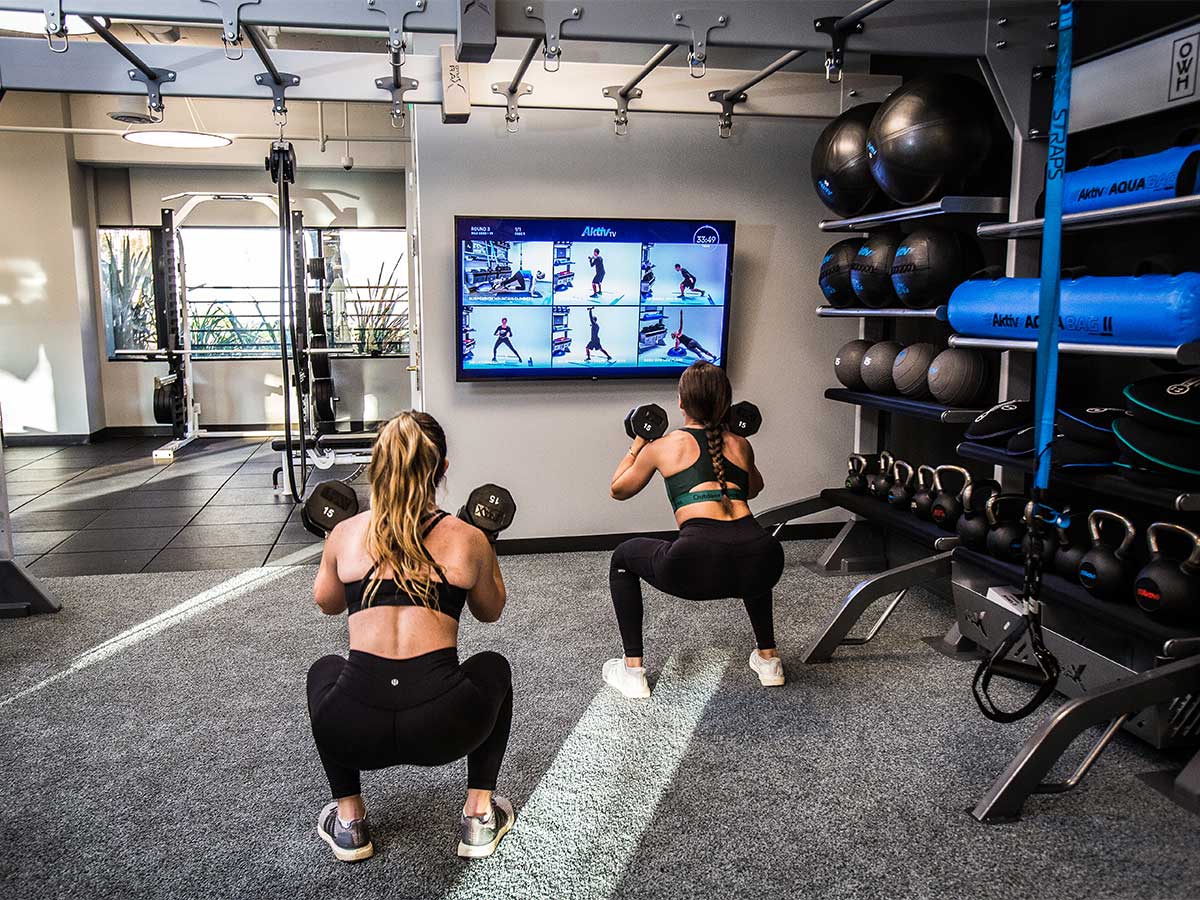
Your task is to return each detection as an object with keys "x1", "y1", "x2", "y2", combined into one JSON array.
[
  {"x1": 100, "y1": 230, "x2": 155, "y2": 351},
  {"x1": 189, "y1": 297, "x2": 280, "y2": 354},
  {"x1": 340, "y1": 257, "x2": 410, "y2": 355}
]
